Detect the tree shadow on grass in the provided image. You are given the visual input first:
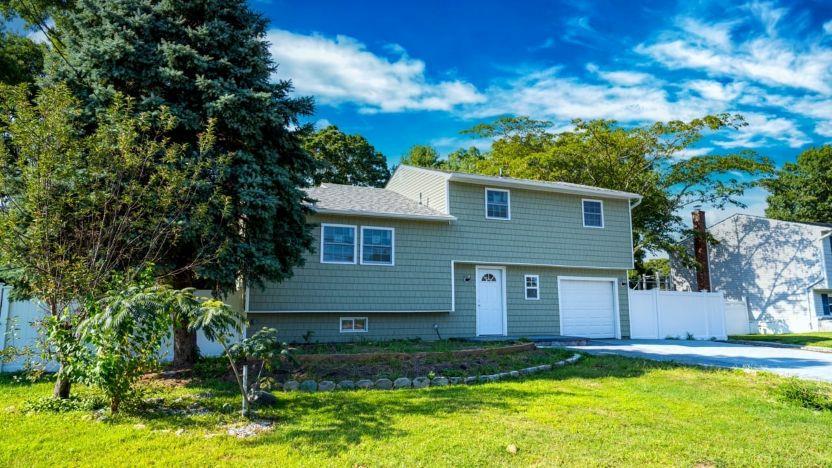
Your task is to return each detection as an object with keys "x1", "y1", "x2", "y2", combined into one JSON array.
[{"x1": 233, "y1": 353, "x2": 675, "y2": 455}]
